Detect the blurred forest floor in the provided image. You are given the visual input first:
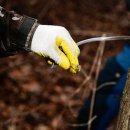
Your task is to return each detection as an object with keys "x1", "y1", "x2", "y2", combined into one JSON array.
[{"x1": 0, "y1": 0, "x2": 129, "y2": 130}]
